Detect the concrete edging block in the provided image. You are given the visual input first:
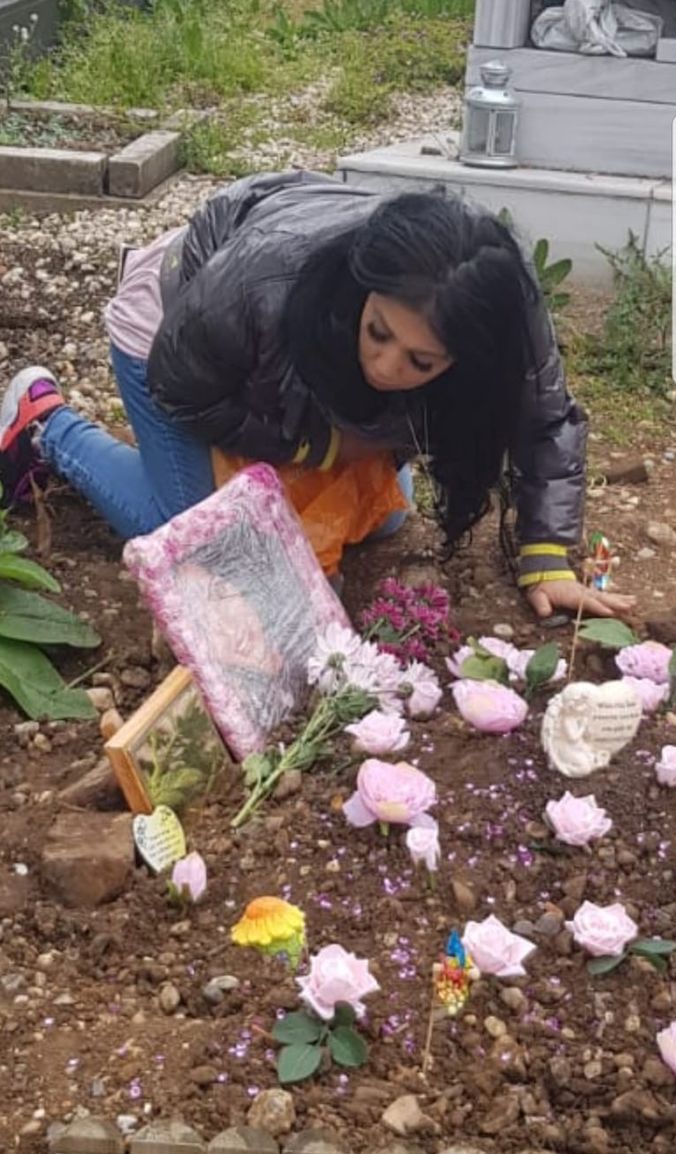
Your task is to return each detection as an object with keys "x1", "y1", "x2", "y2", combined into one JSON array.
[
  {"x1": 107, "y1": 130, "x2": 182, "y2": 198},
  {"x1": 0, "y1": 146, "x2": 107, "y2": 194}
]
